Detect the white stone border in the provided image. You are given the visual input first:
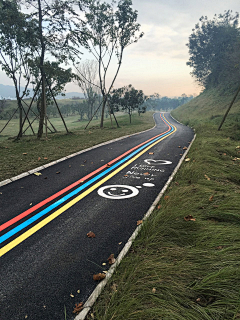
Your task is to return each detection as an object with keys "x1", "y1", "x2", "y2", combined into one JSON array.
[
  {"x1": 0, "y1": 115, "x2": 157, "y2": 188},
  {"x1": 75, "y1": 132, "x2": 197, "y2": 320}
]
